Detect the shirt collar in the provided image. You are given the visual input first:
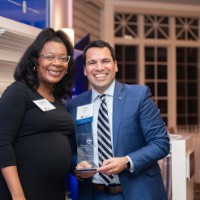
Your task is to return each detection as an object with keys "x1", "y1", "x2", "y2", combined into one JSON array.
[{"x1": 92, "y1": 80, "x2": 115, "y2": 102}]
